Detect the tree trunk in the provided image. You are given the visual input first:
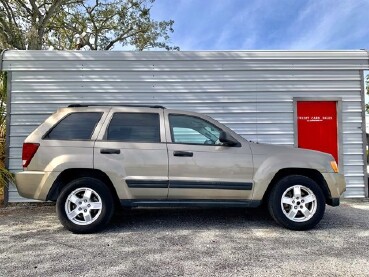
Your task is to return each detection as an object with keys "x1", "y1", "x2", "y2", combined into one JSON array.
[{"x1": 28, "y1": 26, "x2": 44, "y2": 50}]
